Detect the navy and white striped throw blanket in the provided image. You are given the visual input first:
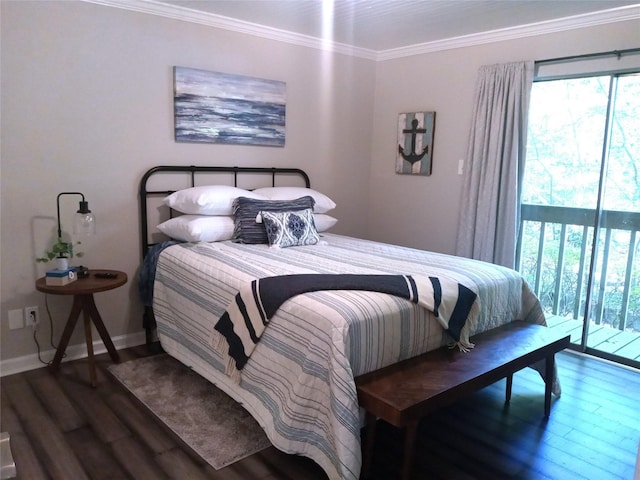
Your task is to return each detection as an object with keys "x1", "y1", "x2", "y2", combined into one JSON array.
[{"x1": 214, "y1": 274, "x2": 479, "y2": 378}]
